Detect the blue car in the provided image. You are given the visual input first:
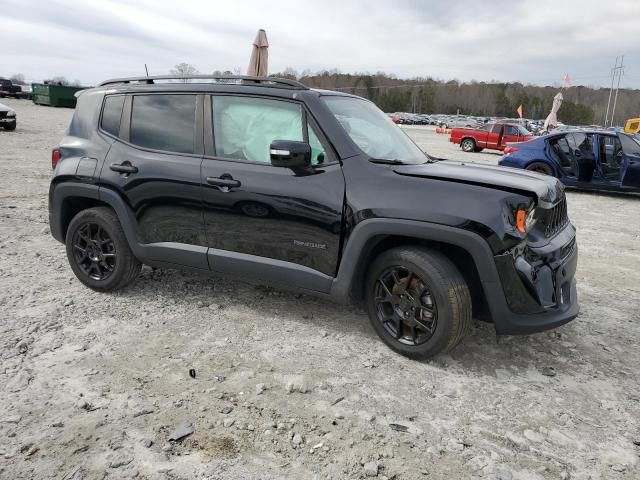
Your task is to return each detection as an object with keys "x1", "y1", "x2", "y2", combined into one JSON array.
[{"x1": 499, "y1": 130, "x2": 640, "y2": 193}]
